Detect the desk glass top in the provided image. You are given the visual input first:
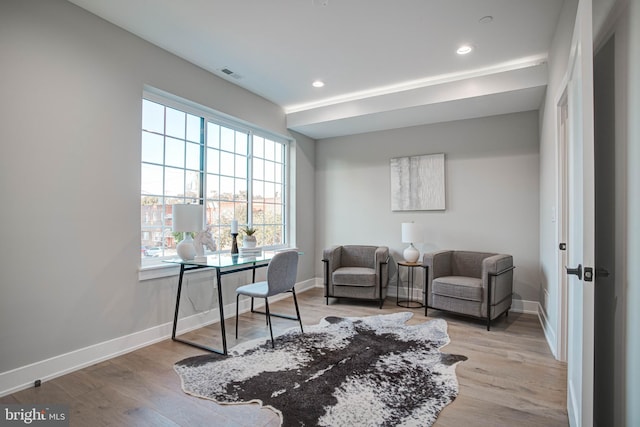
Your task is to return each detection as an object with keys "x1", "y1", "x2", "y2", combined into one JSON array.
[{"x1": 163, "y1": 250, "x2": 297, "y2": 269}]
